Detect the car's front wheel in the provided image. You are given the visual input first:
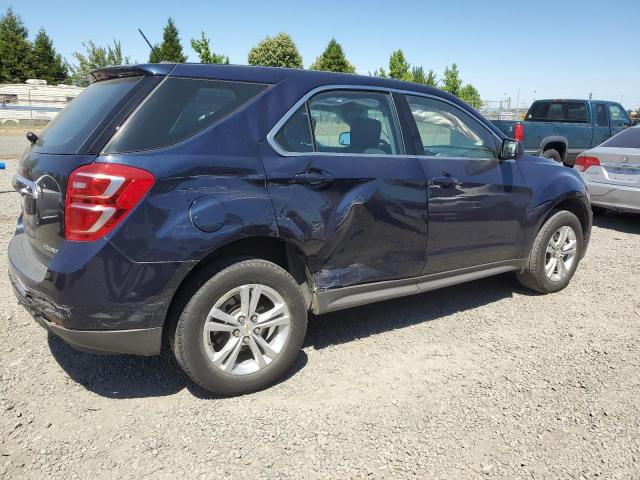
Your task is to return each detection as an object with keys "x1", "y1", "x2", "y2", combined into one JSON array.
[
  {"x1": 517, "y1": 210, "x2": 584, "y2": 293},
  {"x1": 172, "y1": 259, "x2": 307, "y2": 395}
]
